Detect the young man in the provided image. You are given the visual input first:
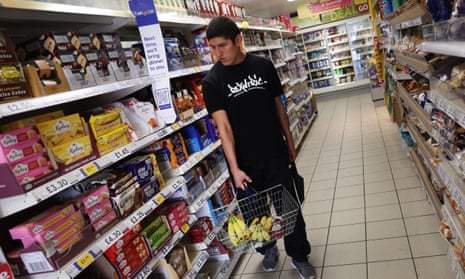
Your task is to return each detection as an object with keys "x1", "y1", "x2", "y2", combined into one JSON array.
[{"x1": 201, "y1": 16, "x2": 316, "y2": 279}]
